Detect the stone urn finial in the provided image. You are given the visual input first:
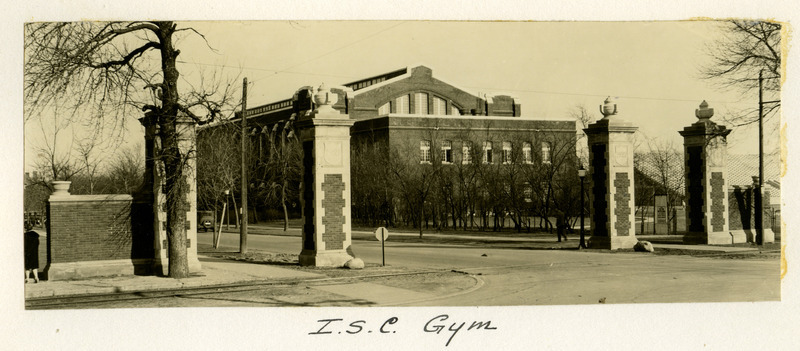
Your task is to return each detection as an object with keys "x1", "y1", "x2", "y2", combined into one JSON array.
[
  {"x1": 600, "y1": 96, "x2": 618, "y2": 118},
  {"x1": 695, "y1": 100, "x2": 714, "y2": 120},
  {"x1": 51, "y1": 180, "x2": 72, "y2": 196},
  {"x1": 313, "y1": 83, "x2": 338, "y2": 113}
]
